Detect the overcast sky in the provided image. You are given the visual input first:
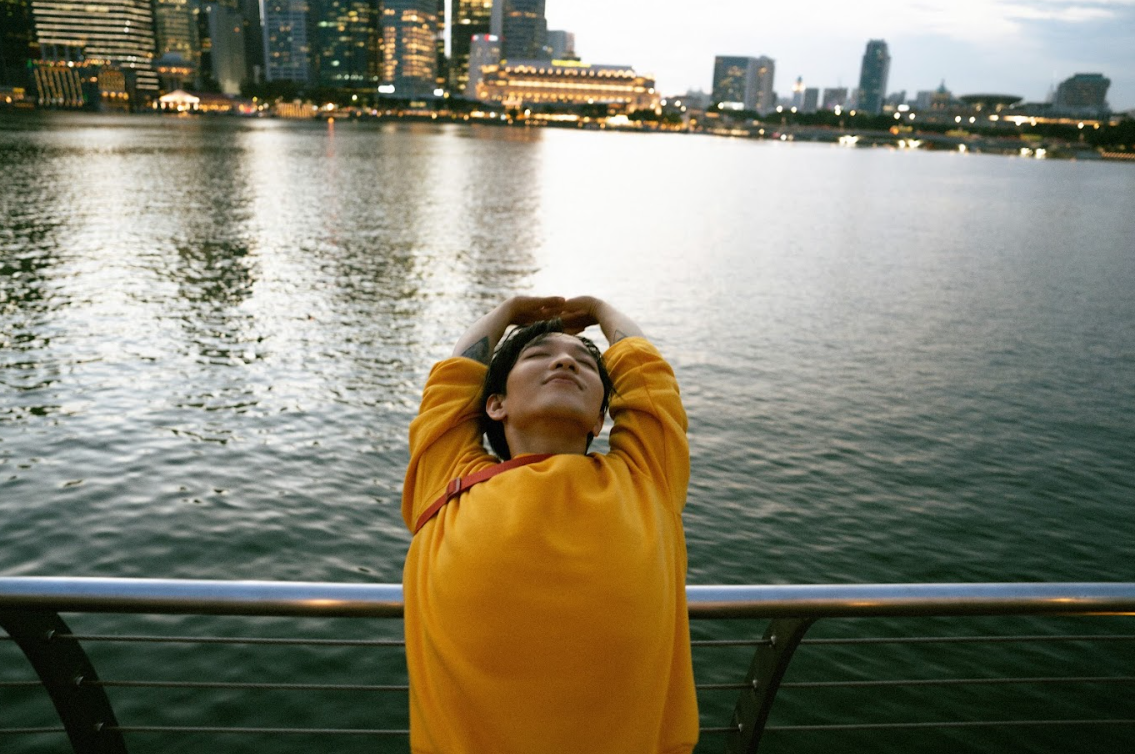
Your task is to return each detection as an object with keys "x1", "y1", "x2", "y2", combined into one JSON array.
[{"x1": 544, "y1": 0, "x2": 1135, "y2": 111}]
